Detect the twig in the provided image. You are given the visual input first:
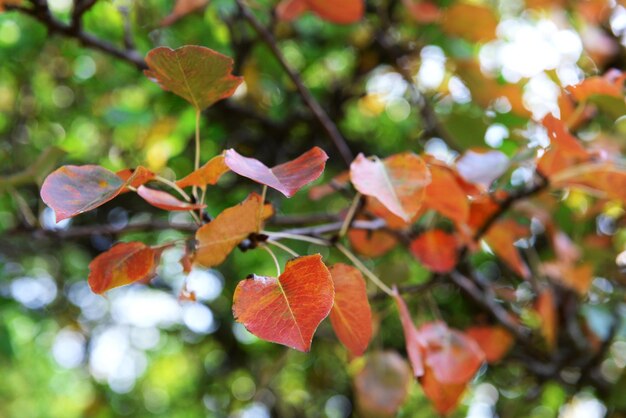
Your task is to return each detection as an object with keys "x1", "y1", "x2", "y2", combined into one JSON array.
[
  {"x1": 234, "y1": 0, "x2": 354, "y2": 166},
  {"x1": 336, "y1": 243, "x2": 394, "y2": 296}
]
